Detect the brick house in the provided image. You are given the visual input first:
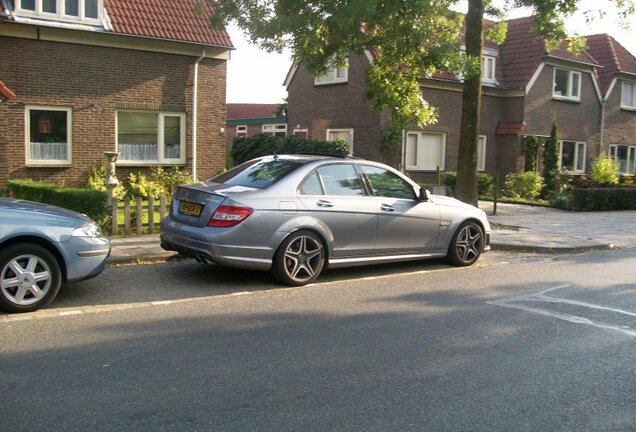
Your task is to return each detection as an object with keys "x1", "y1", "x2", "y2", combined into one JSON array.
[
  {"x1": 285, "y1": 16, "x2": 636, "y2": 183},
  {"x1": 225, "y1": 103, "x2": 287, "y2": 148},
  {"x1": 0, "y1": 0, "x2": 233, "y2": 188}
]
